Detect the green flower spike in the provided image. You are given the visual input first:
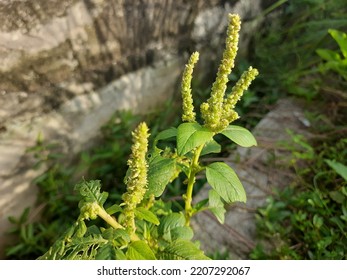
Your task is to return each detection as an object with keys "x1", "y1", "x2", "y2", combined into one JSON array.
[
  {"x1": 181, "y1": 51, "x2": 199, "y2": 122},
  {"x1": 222, "y1": 66, "x2": 259, "y2": 124},
  {"x1": 201, "y1": 14, "x2": 241, "y2": 132},
  {"x1": 122, "y1": 122, "x2": 150, "y2": 234}
]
